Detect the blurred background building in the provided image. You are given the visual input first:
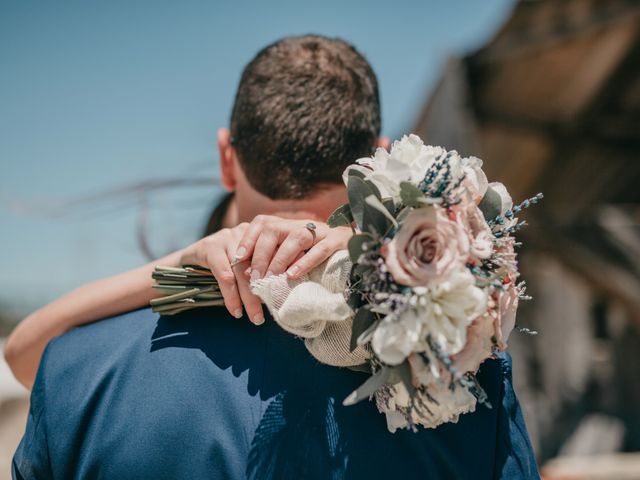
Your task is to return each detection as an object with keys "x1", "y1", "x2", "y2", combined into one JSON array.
[
  {"x1": 416, "y1": 0, "x2": 640, "y2": 477},
  {"x1": 2, "y1": 0, "x2": 640, "y2": 478}
]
